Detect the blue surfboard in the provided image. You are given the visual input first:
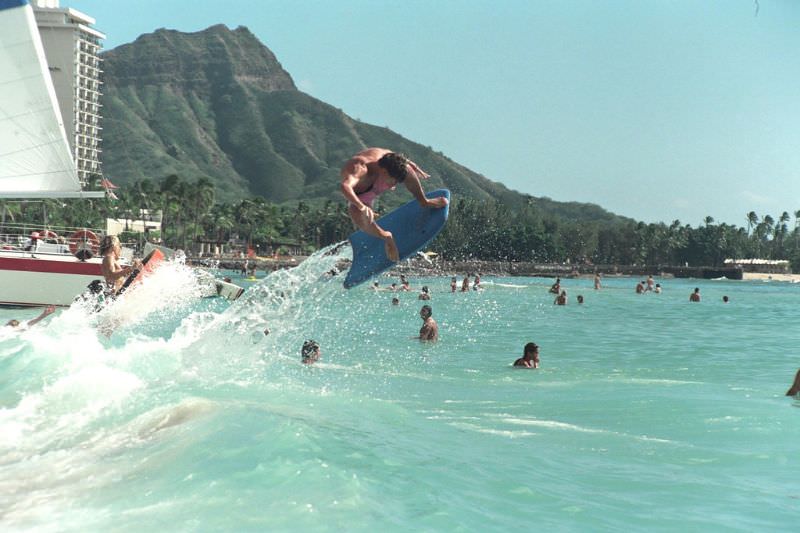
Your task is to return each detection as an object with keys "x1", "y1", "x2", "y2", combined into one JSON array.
[{"x1": 344, "y1": 189, "x2": 450, "y2": 289}]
